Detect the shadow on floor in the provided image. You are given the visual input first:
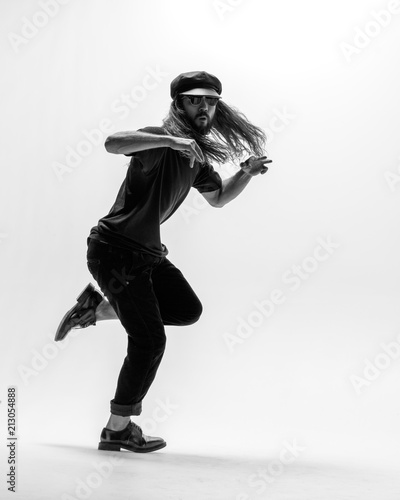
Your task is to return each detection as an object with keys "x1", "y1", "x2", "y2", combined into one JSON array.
[{"x1": 13, "y1": 442, "x2": 400, "y2": 500}]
